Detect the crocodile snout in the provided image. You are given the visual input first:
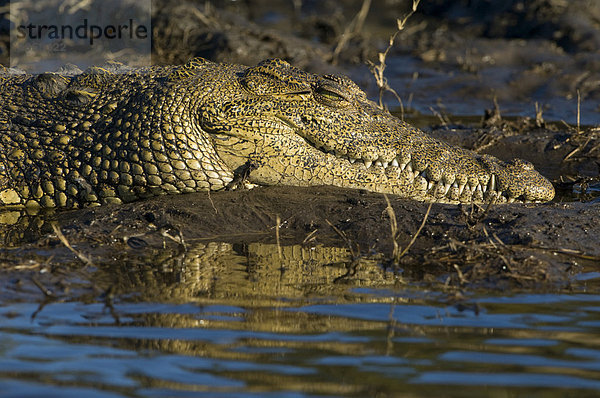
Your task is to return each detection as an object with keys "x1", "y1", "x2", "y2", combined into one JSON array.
[{"x1": 495, "y1": 158, "x2": 555, "y2": 203}]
